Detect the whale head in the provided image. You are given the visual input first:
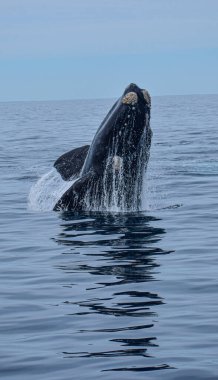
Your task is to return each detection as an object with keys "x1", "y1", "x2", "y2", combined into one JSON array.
[{"x1": 82, "y1": 83, "x2": 151, "y2": 173}]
